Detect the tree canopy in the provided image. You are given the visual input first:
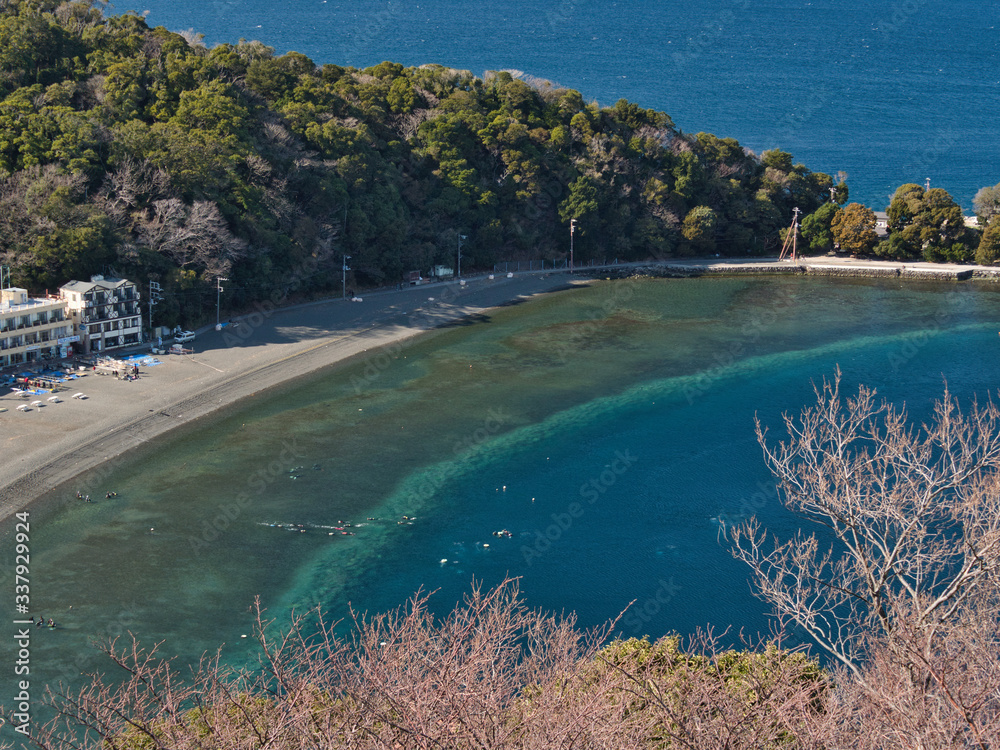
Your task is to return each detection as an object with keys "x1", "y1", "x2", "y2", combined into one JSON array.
[
  {"x1": 0, "y1": 0, "x2": 849, "y2": 325},
  {"x1": 875, "y1": 184, "x2": 974, "y2": 261},
  {"x1": 0, "y1": 1, "x2": 996, "y2": 327},
  {"x1": 831, "y1": 203, "x2": 877, "y2": 256}
]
